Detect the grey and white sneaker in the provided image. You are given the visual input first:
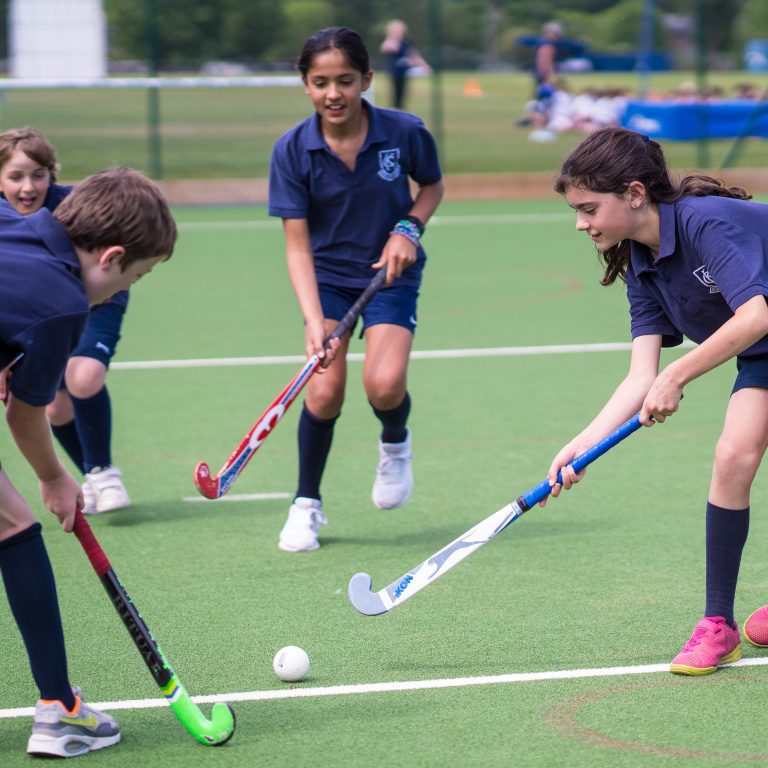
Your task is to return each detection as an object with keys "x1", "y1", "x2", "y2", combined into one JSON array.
[
  {"x1": 27, "y1": 693, "x2": 121, "y2": 758},
  {"x1": 82, "y1": 466, "x2": 131, "y2": 515},
  {"x1": 278, "y1": 497, "x2": 327, "y2": 552},
  {"x1": 372, "y1": 428, "x2": 413, "y2": 509}
]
